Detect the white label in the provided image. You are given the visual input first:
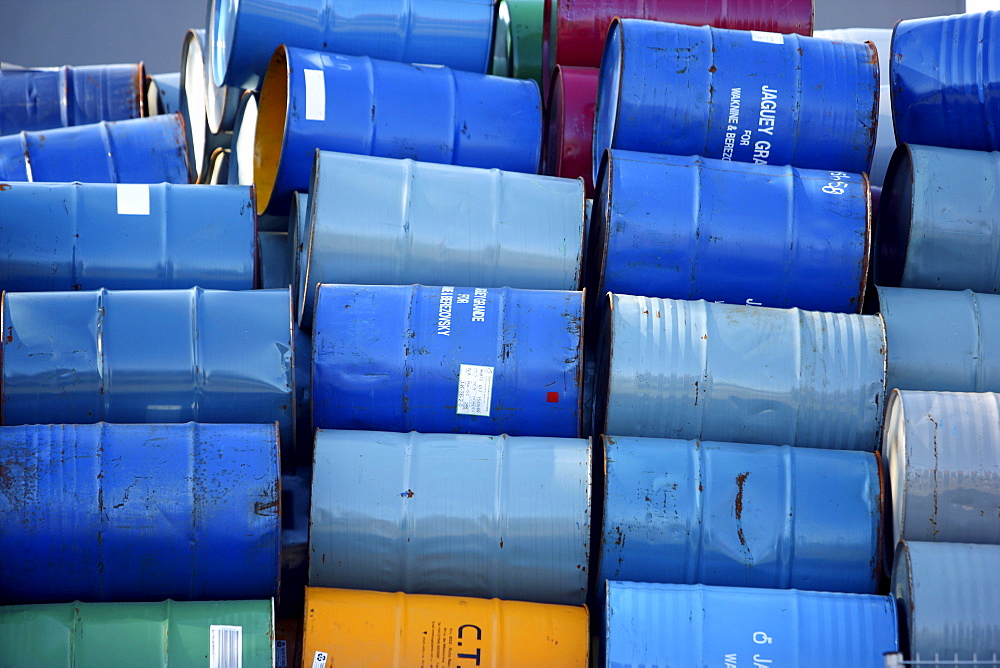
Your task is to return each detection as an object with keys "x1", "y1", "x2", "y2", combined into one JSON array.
[
  {"x1": 275, "y1": 640, "x2": 287, "y2": 667},
  {"x1": 751, "y1": 31, "x2": 784, "y2": 45},
  {"x1": 304, "y1": 69, "x2": 326, "y2": 121},
  {"x1": 312, "y1": 651, "x2": 329, "y2": 668},
  {"x1": 116, "y1": 184, "x2": 149, "y2": 215},
  {"x1": 210, "y1": 625, "x2": 243, "y2": 668},
  {"x1": 457, "y1": 364, "x2": 494, "y2": 417}
]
